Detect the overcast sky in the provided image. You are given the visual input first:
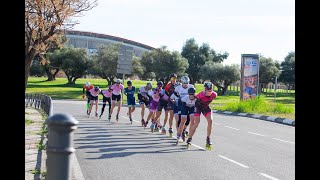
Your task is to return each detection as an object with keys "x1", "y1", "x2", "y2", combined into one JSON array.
[{"x1": 72, "y1": 0, "x2": 295, "y2": 65}]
